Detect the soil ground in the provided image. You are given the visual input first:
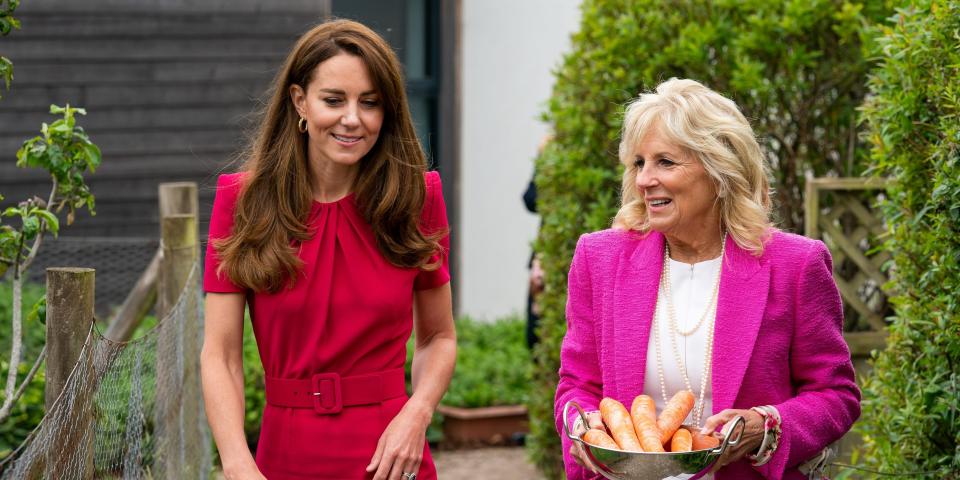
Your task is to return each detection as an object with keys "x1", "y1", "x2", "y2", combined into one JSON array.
[{"x1": 433, "y1": 446, "x2": 545, "y2": 480}]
